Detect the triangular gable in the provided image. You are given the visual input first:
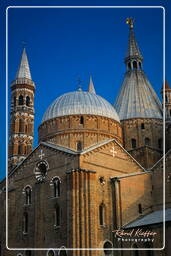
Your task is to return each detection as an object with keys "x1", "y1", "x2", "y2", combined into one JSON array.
[
  {"x1": 80, "y1": 139, "x2": 145, "y2": 175},
  {"x1": 9, "y1": 142, "x2": 78, "y2": 177},
  {"x1": 81, "y1": 138, "x2": 145, "y2": 172}
]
